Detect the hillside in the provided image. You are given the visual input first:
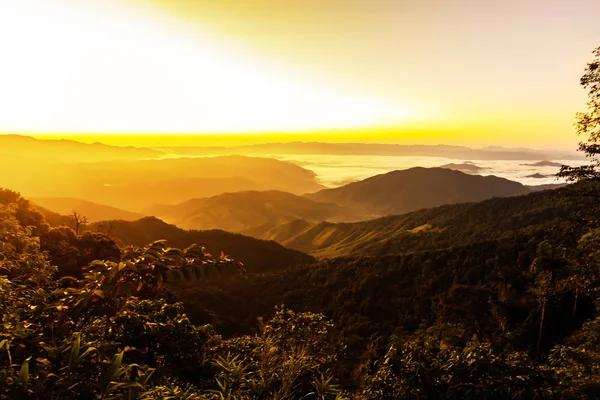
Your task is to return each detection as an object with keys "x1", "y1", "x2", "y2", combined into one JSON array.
[
  {"x1": 32, "y1": 197, "x2": 143, "y2": 222},
  {"x1": 527, "y1": 183, "x2": 568, "y2": 191},
  {"x1": 148, "y1": 190, "x2": 355, "y2": 232},
  {"x1": 305, "y1": 167, "x2": 532, "y2": 217},
  {"x1": 89, "y1": 216, "x2": 315, "y2": 273},
  {"x1": 254, "y1": 182, "x2": 593, "y2": 258}
]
